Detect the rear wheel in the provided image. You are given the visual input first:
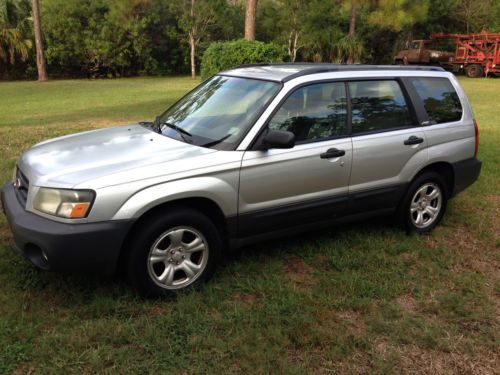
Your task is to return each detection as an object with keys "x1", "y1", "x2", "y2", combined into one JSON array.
[
  {"x1": 126, "y1": 208, "x2": 222, "y2": 297},
  {"x1": 466, "y1": 64, "x2": 483, "y2": 78},
  {"x1": 398, "y1": 172, "x2": 448, "y2": 234}
]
